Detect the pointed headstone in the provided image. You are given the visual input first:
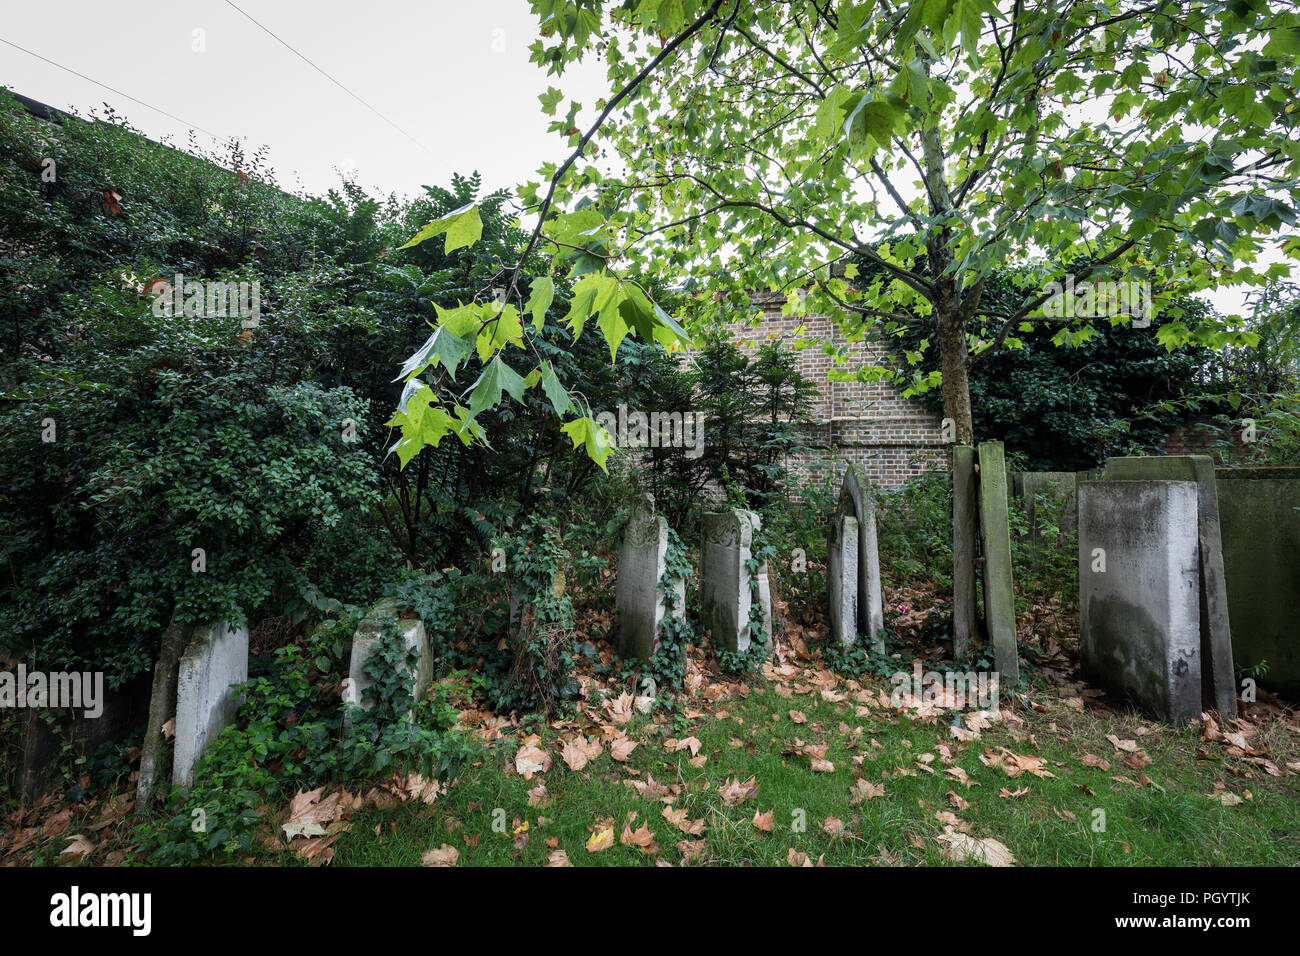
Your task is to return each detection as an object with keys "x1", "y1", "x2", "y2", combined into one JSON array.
[{"x1": 837, "y1": 464, "x2": 885, "y2": 652}]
